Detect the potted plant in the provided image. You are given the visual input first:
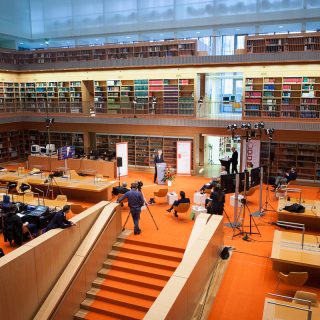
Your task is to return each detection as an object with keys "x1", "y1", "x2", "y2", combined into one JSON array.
[{"x1": 162, "y1": 167, "x2": 176, "y2": 186}]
